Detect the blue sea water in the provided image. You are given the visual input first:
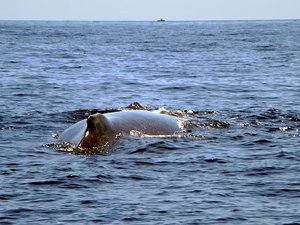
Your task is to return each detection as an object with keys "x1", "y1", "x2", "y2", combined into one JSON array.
[{"x1": 0, "y1": 20, "x2": 300, "y2": 224}]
